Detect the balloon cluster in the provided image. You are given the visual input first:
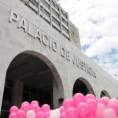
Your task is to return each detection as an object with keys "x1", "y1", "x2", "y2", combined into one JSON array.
[
  {"x1": 60, "y1": 93, "x2": 118, "y2": 118},
  {"x1": 9, "y1": 93, "x2": 118, "y2": 118},
  {"x1": 9, "y1": 101, "x2": 52, "y2": 118}
]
